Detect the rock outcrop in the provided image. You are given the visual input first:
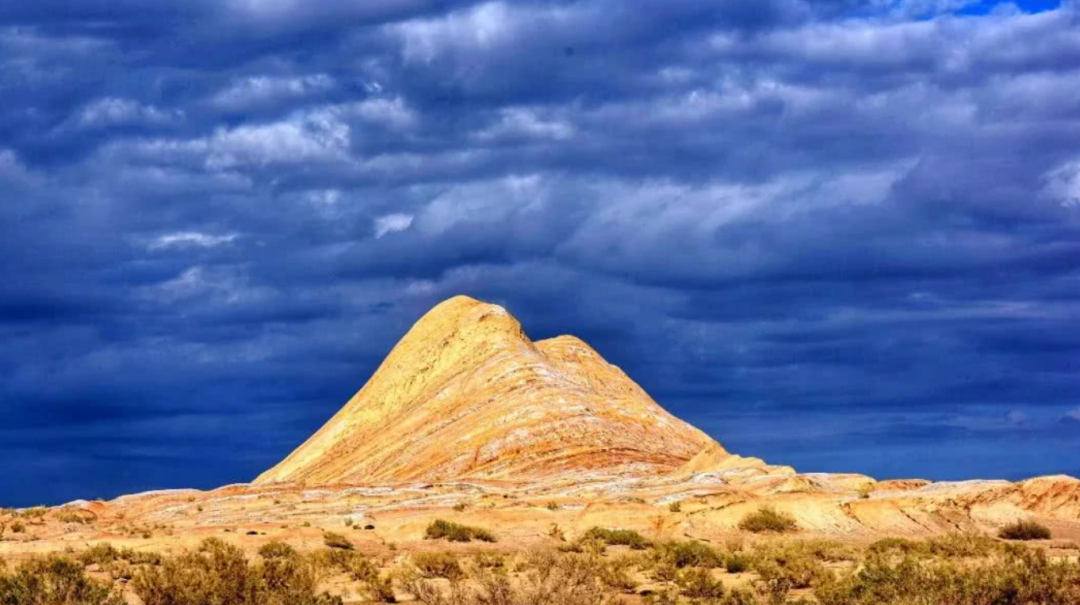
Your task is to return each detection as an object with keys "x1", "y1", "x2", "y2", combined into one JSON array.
[{"x1": 255, "y1": 295, "x2": 724, "y2": 486}]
